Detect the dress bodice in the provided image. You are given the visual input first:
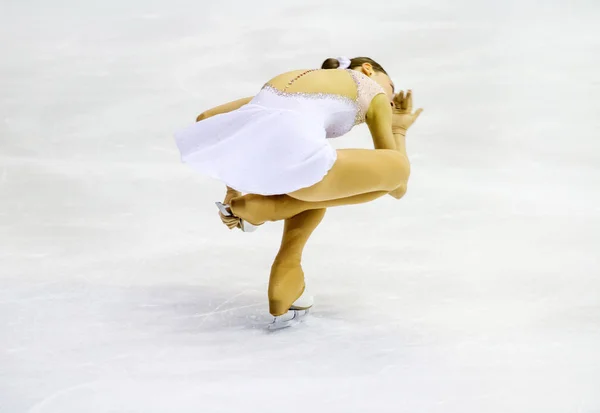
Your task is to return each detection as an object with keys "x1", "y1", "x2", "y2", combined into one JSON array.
[{"x1": 250, "y1": 69, "x2": 386, "y2": 139}]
